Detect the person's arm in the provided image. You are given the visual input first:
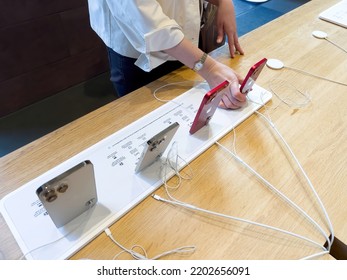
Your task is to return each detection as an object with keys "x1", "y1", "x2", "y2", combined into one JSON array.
[
  {"x1": 164, "y1": 37, "x2": 246, "y2": 109},
  {"x1": 101, "y1": 0, "x2": 188, "y2": 71},
  {"x1": 206, "y1": 0, "x2": 244, "y2": 57}
]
